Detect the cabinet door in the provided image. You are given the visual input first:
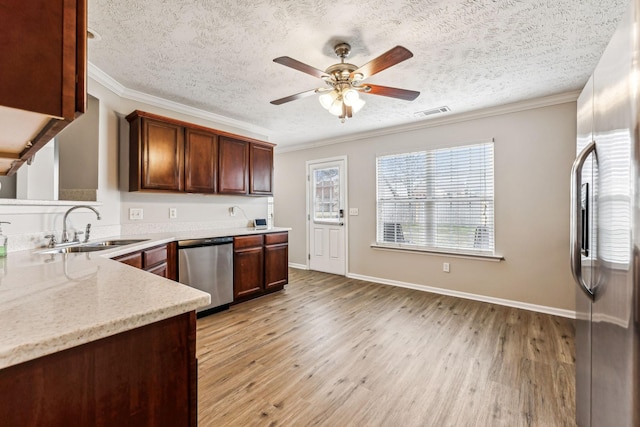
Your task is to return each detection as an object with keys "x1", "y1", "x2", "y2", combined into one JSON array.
[
  {"x1": 250, "y1": 143, "x2": 273, "y2": 195},
  {"x1": 185, "y1": 128, "x2": 218, "y2": 193},
  {"x1": 0, "y1": 0, "x2": 86, "y2": 119},
  {"x1": 265, "y1": 243, "x2": 288, "y2": 290},
  {"x1": 140, "y1": 118, "x2": 184, "y2": 191},
  {"x1": 218, "y1": 137, "x2": 248, "y2": 194},
  {"x1": 233, "y1": 247, "x2": 264, "y2": 299}
]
